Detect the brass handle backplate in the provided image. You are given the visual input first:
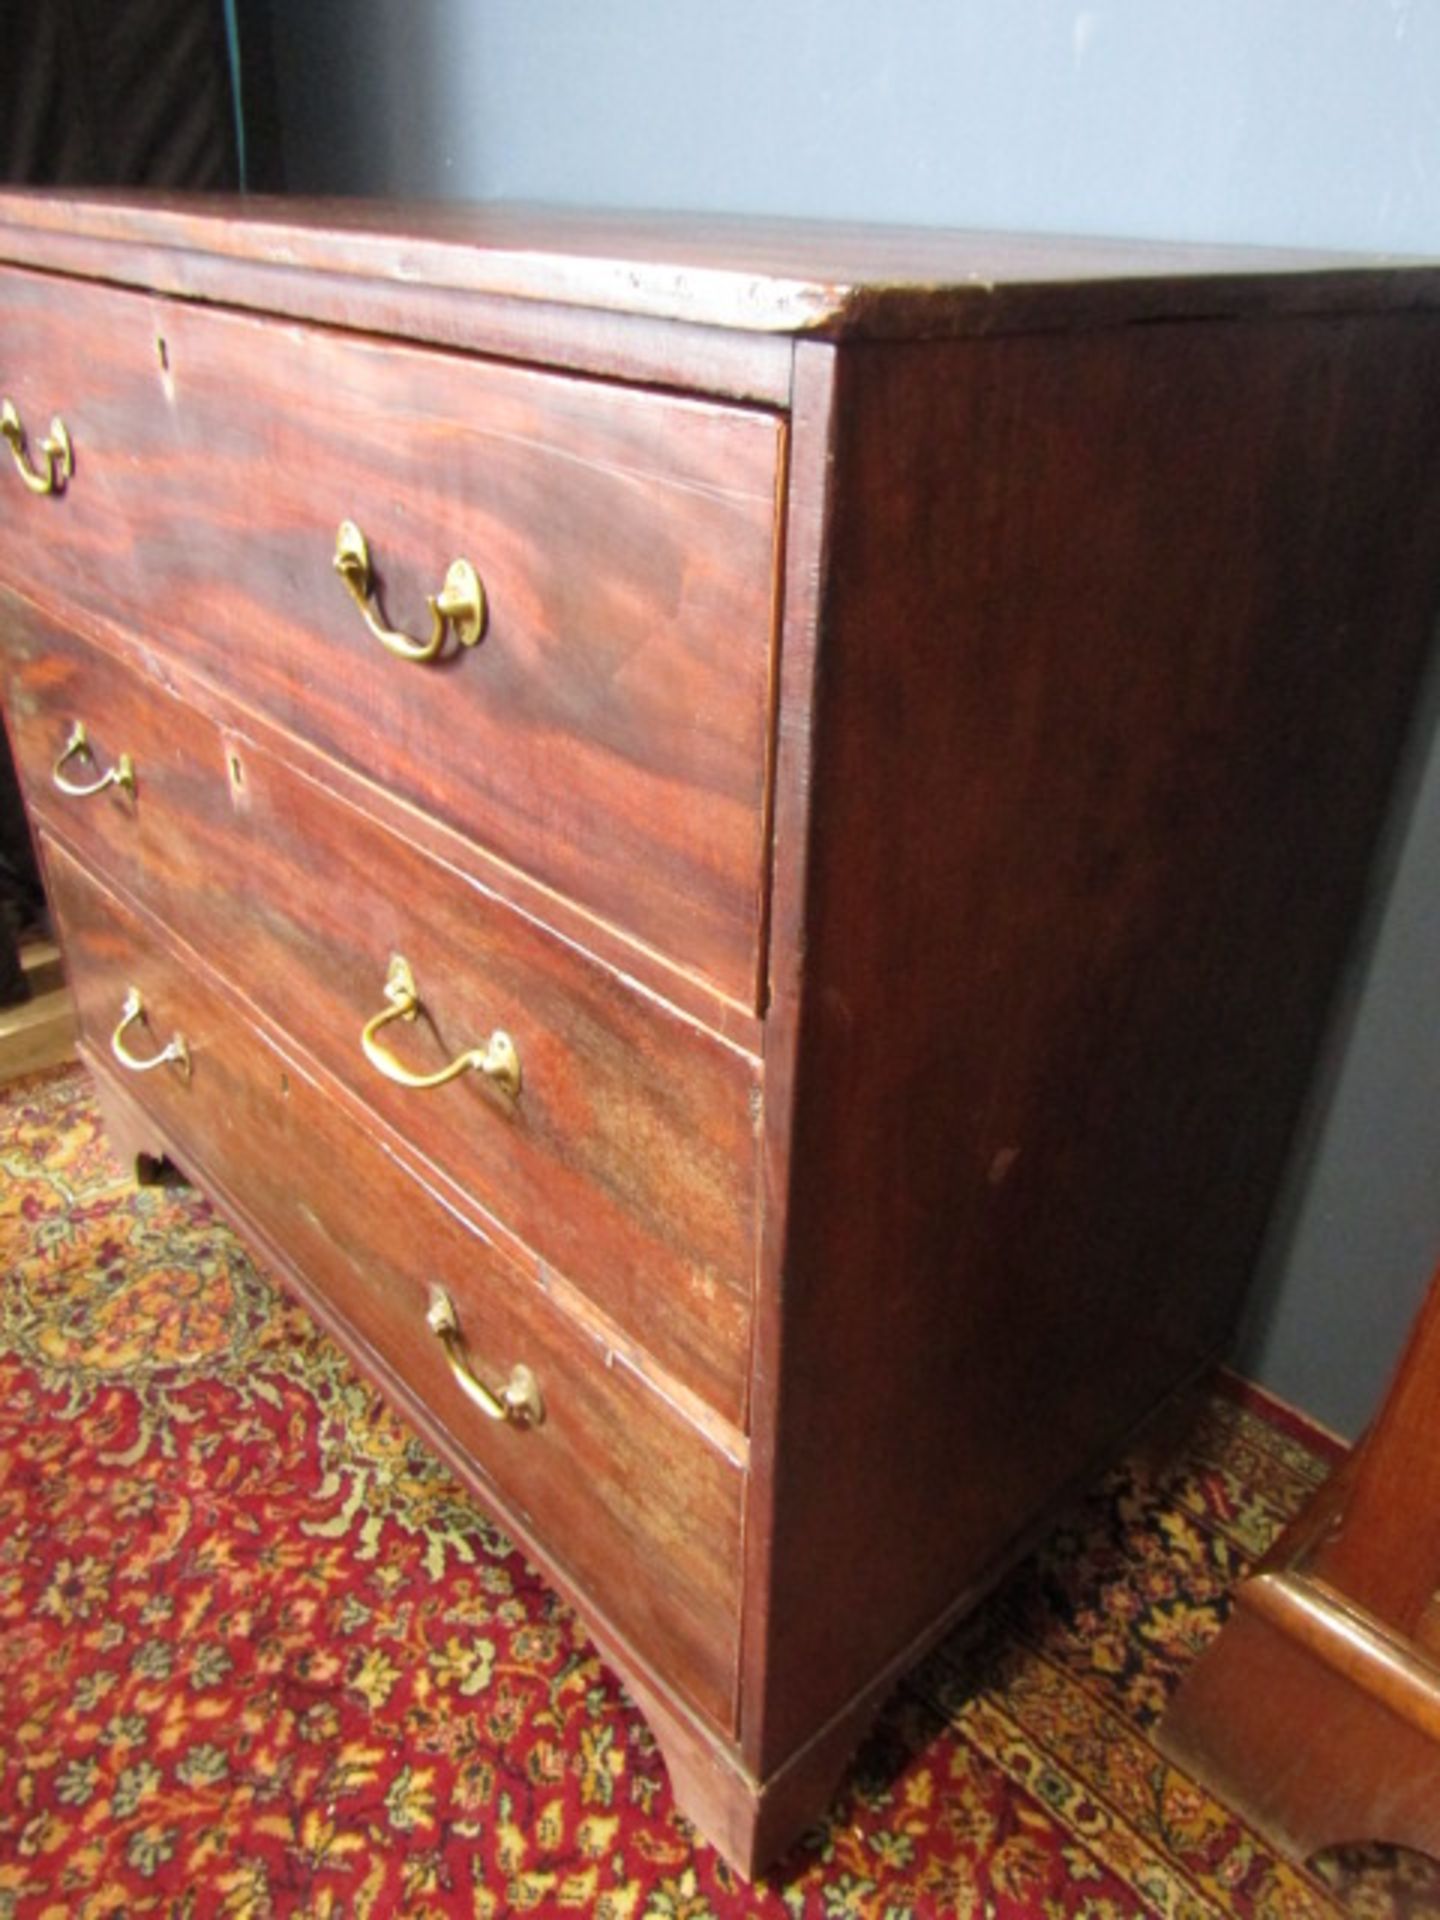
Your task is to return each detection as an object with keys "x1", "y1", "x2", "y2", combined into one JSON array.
[
  {"x1": 2, "y1": 398, "x2": 73, "y2": 496},
  {"x1": 427, "y1": 1286, "x2": 543, "y2": 1427},
  {"x1": 333, "y1": 520, "x2": 485, "y2": 663},
  {"x1": 111, "y1": 987, "x2": 190, "y2": 1079},
  {"x1": 52, "y1": 721, "x2": 135, "y2": 799},
  {"x1": 360, "y1": 954, "x2": 521, "y2": 1096}
]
